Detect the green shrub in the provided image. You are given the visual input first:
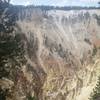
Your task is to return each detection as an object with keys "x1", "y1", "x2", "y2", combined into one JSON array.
[
  {"x1": 27, "y1": 94, "x2": 37, "y2": 100},
  {"x1": 92, "y1": 46, "x2": 97, "y2": 56}
]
